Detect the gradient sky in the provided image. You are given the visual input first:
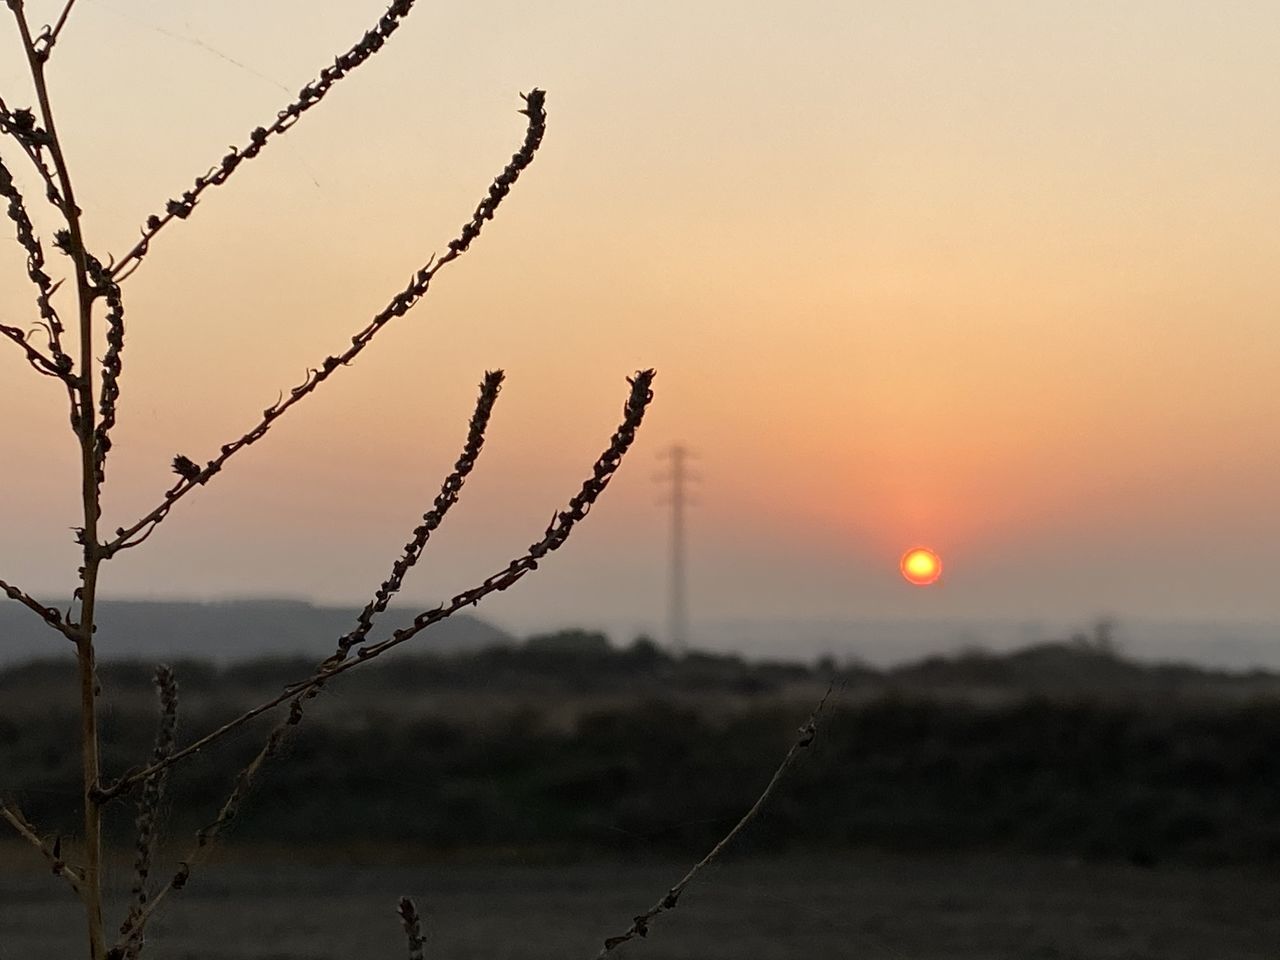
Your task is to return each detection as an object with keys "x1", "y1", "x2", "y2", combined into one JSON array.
[{"x1": 2, "y1": 1, "x2": 1279, "y2": 640}]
